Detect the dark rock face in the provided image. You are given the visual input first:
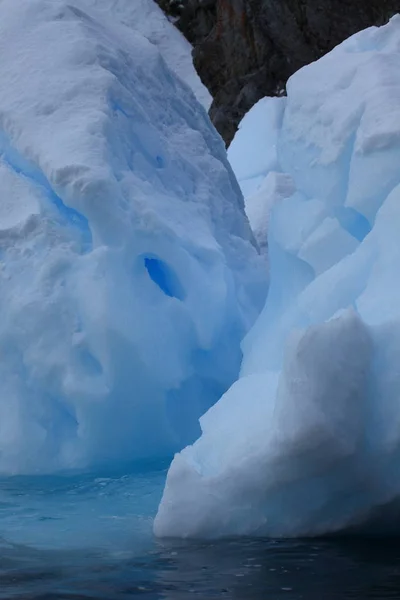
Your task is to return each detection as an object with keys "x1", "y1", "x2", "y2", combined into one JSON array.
[
  {"x1": 157, "y1": 0, "x2": 400, "y2": 145},
  {"x1": 155, "y1": 0, "x2": 216, "y2": 45}
]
